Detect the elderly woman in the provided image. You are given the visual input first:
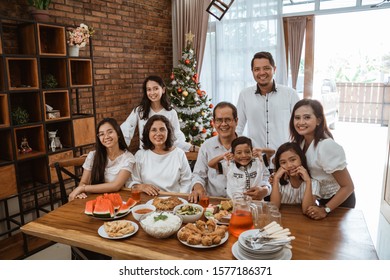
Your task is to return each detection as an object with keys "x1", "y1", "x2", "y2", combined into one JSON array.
[{"x1": 130, "y1": 114, "x2": 192, "y2": 194}]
